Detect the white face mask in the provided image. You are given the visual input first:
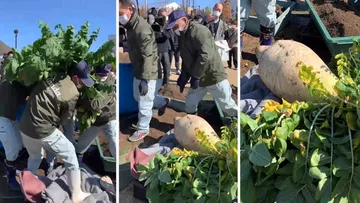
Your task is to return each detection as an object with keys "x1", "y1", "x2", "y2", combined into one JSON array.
[
  {"x1": 213, "y1": 11, "x2": 221, "y2": 17},
  {"x1": 97, "y1": 75, "x2": 108, "y2": 82},
  {"x1": 119, "y1": 11, "x2": 130, "y2": 25}
]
